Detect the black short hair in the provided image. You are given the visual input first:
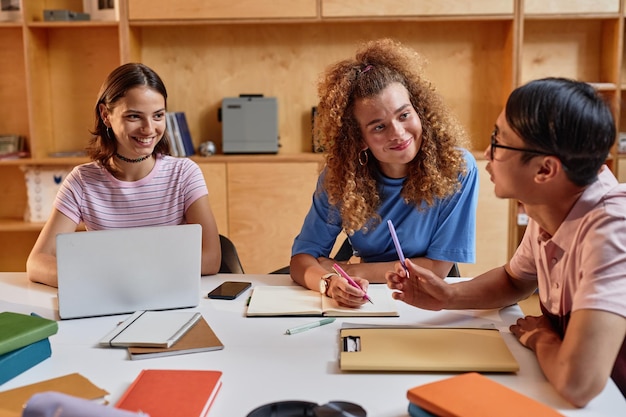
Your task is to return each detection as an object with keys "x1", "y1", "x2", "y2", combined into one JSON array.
[{"x1": 505, "y1": 77, "x2": 615, "y2": 186}]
